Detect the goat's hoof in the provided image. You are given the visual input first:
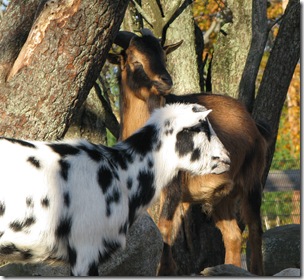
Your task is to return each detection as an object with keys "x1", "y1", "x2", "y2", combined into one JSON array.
[{"x1": 157, "y1": 243, "x2": 178, "y2": 276}]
